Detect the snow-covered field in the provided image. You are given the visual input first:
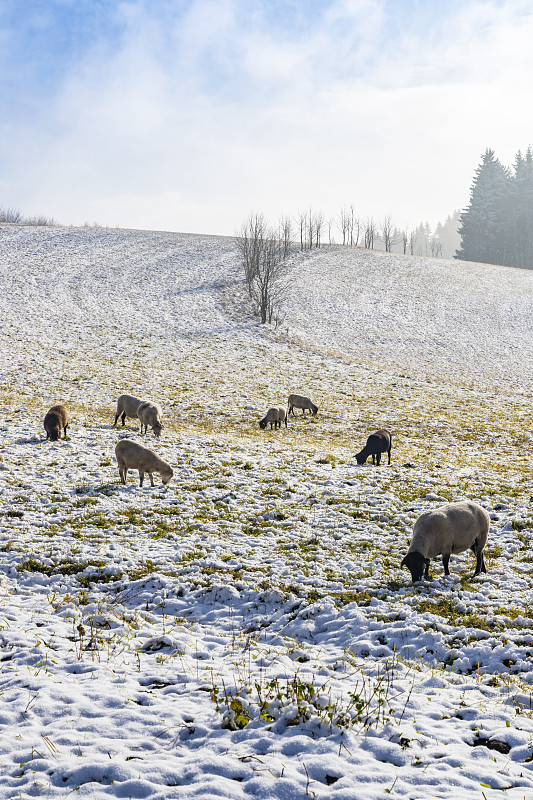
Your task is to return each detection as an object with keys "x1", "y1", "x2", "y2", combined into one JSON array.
[{"x1": 1, "y1": 224, "x2": 533, "y2": 798}]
